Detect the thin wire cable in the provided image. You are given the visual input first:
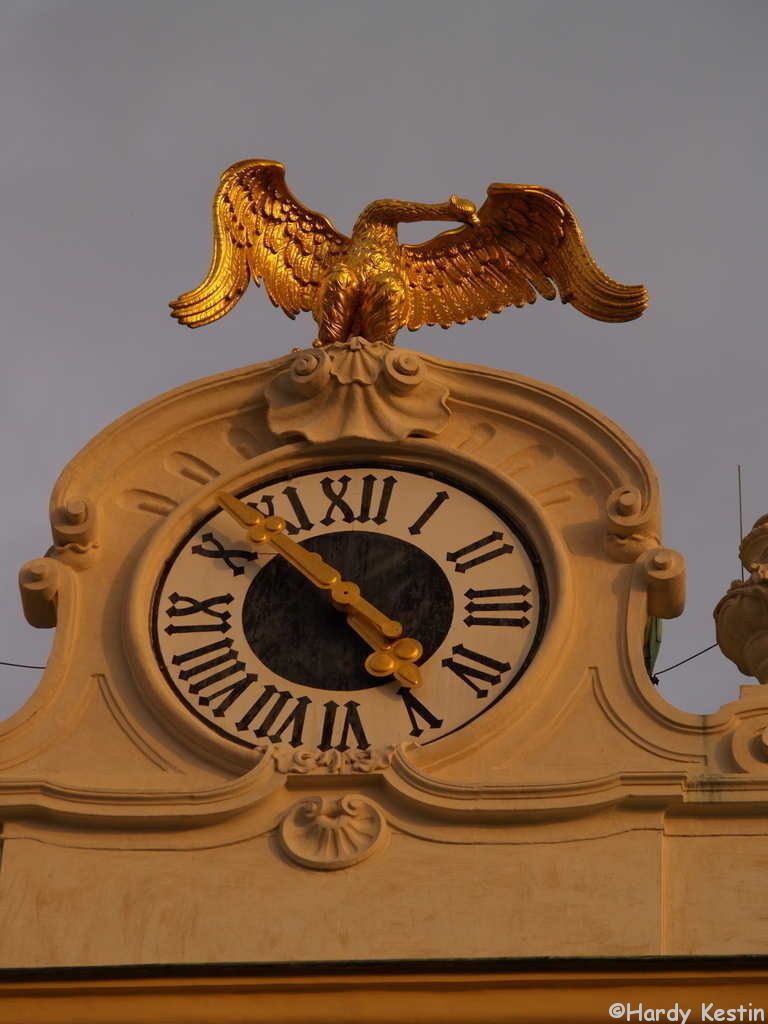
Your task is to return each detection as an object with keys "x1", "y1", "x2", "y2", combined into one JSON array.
[
  {"x1": 2, "y1": 642, "x2": 723, "y2": 677},
  {"x1": 738, "y1": 463, "x2": 745, "y2": 582},
  {"x1": 653, "y1": 642, "x2": 718, "y2": 679}
]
